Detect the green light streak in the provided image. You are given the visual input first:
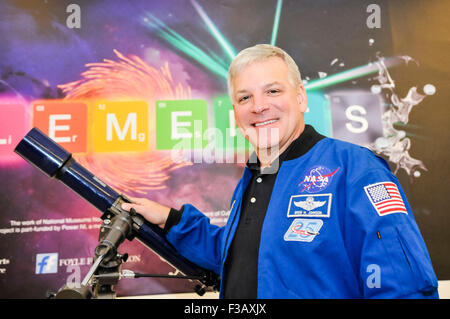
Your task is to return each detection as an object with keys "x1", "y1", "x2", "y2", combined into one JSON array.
[
  {"x1": 305, "y1": 66, "x2": 375, "y2": 91},
  {"x1": 305, "y1": 58, "x2": 399, "y2": 91},
  {"x1": 142, "y1": 10, "x2": 401, "y2": 92},
  {"x1": 191, "y1": 0, "x2": 237, "y2": 60},
  {"x1": 270, "y1": 0, "x2": 283, "y2": 46},
  {"x1": 142, "y1": 14, "x2": 229, "y2": 79},
  {"x1": 393, "y1": 122, "x2": 420, "y2": 129}
]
